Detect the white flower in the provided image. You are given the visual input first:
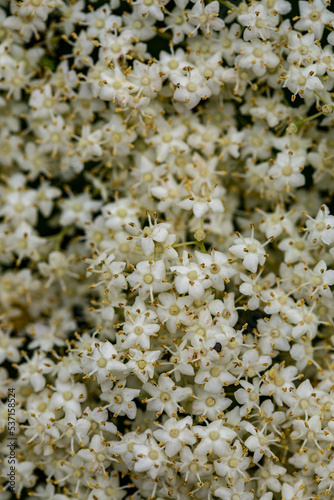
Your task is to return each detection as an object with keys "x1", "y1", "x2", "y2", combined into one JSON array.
[
  {"x1": 304, "y1": 204, "x2": 334, "y2": 245},
  {"x1": 188, "y1": 1, "x2": 225, "y2": 36},
  {"x1": 192, "y1": 419, "x2": 237, "y2": 455},
  {"x1": 283, "y1": 64, "x2": 324, "y2": 99},
  {"x1": 237, "y1": 39, "x2": 280, "y2": 76},
  {"x1": 80, "y1": 340, "x2": 127, "y2": 383},
  {"x1": 143, "y1": 374, "x2": 192, "y2": 417},
  {"x1": 214, "y1": 440, "x2": 251, "y2": 482},
  {"x1": 171, "y1": 251, "x2": 212, "y2": 299},
  {"x1": 50, "y1": 380, "x2": 87, "y2": 417},
  {"x1": 229, "y1": 232, "x2": 271, "y2": 273},
  {"x1": 127, "y1": 259, "x2": 171, "y2": 299},
  {"x1": 295, "y1": 0, "x2": 334, "y2": 38},
  {"x1": 243, "y1": 422, "x2": 279, "y2": 463},
  {"x1": 101, "y1": 379, "x2": 140, "y2": 419},
  {"x1": 17, "y1": 351, "x2": 55, "y2": 392},
  {"x1": 0, "y1": 328, "x2": 23, "y2": 363},
  {"x1": 238, "y1": 3, "x2": 279, "y2": 41},
  {"x1": 133, "y1": 433, "x2": 168, "y2": 479},
  {"x1": 153, "y1": 416, "x2": 196, "y2": 456},
  {"x1": 157, "y1": 292, "x2": 194, "y2": 334},
  {"x1": 77, "y1": 434, "x2": 113, "y2": 474},
  {"x1": 172, "y1": 68, "x2": 212, "y2": 109},
  {"x1": 127, "y1": 348, "x2": 160, "y2": 383}
]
